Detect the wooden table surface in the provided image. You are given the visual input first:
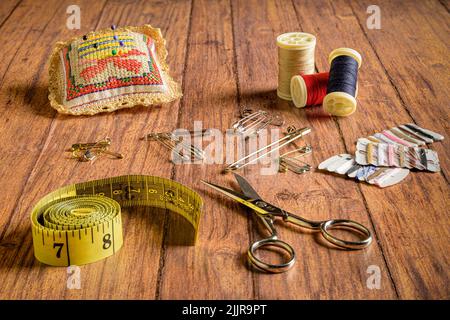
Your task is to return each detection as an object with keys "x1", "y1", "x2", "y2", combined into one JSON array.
[{"x1": 0, "y1": 0, "x2": 448, "y2": 300}]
